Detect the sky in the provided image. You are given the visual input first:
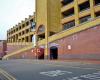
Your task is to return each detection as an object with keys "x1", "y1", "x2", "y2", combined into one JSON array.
[{"x1": 0, "y1": 0, "x2": 35, "y2": 40}]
